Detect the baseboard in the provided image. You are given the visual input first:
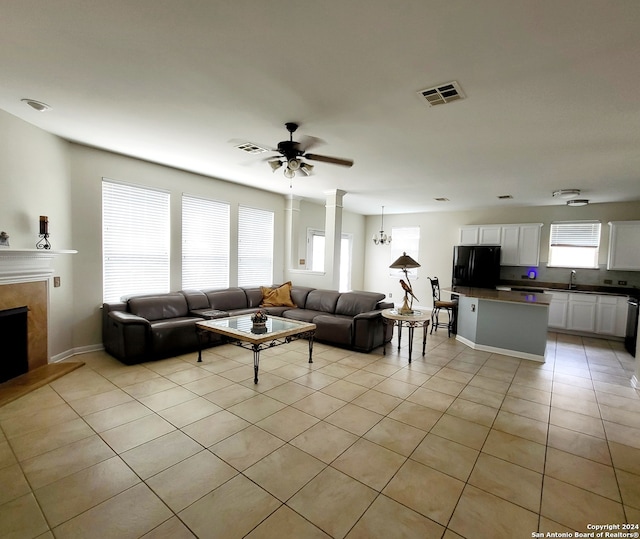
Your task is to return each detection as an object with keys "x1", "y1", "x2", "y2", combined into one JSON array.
[
  {"x1": 51, "y1": 344, "x2": 104, "y2": 364},
  {"x1": 455, "y1": 335, "x2": 546, "y2": 363}
]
